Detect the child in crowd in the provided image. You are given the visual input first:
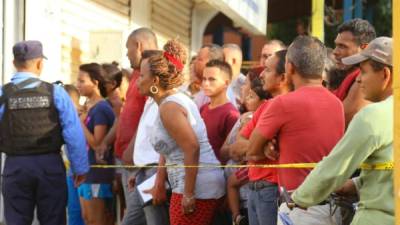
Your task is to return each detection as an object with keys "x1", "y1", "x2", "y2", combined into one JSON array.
[
  {"x1": 200, "y1": 60, "x2": 240, "y2": 165},
  {"x1": 59, "y1": 83, "x2": 85, "y2": 225}
]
